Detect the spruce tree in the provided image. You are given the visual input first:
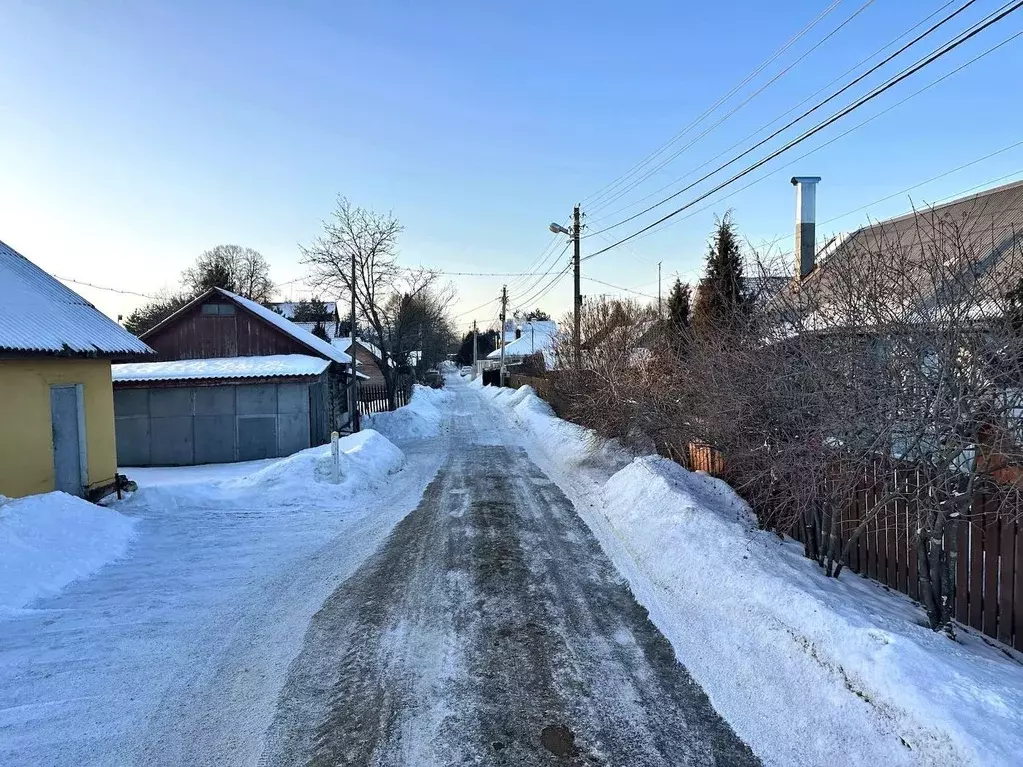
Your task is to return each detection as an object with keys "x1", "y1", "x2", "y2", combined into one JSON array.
[
  {"x1": 692, "y1": 213, "x2": 747, "y2": 330},
  {"x1": 665, "y1": 278, "x2": 692, "y2": 352}
]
